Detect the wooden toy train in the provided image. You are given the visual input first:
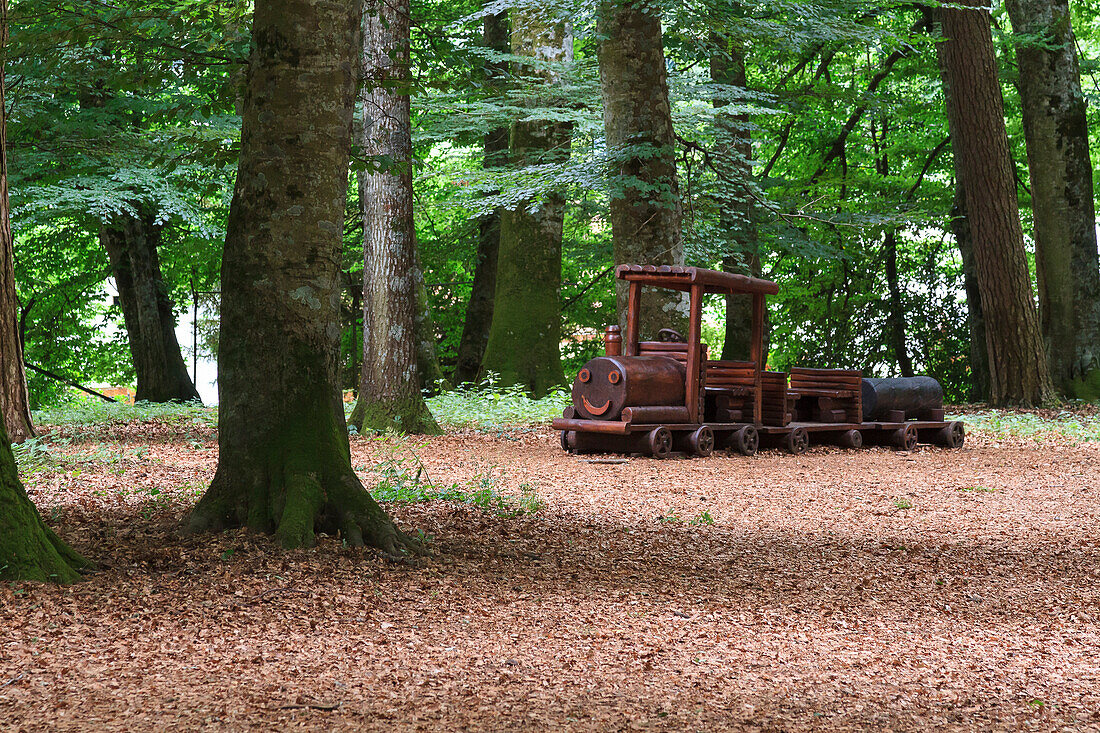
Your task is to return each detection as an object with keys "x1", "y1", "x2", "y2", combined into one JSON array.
[{"x1": 552, "y1": 265, "x2": 965, "y2": 457}]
